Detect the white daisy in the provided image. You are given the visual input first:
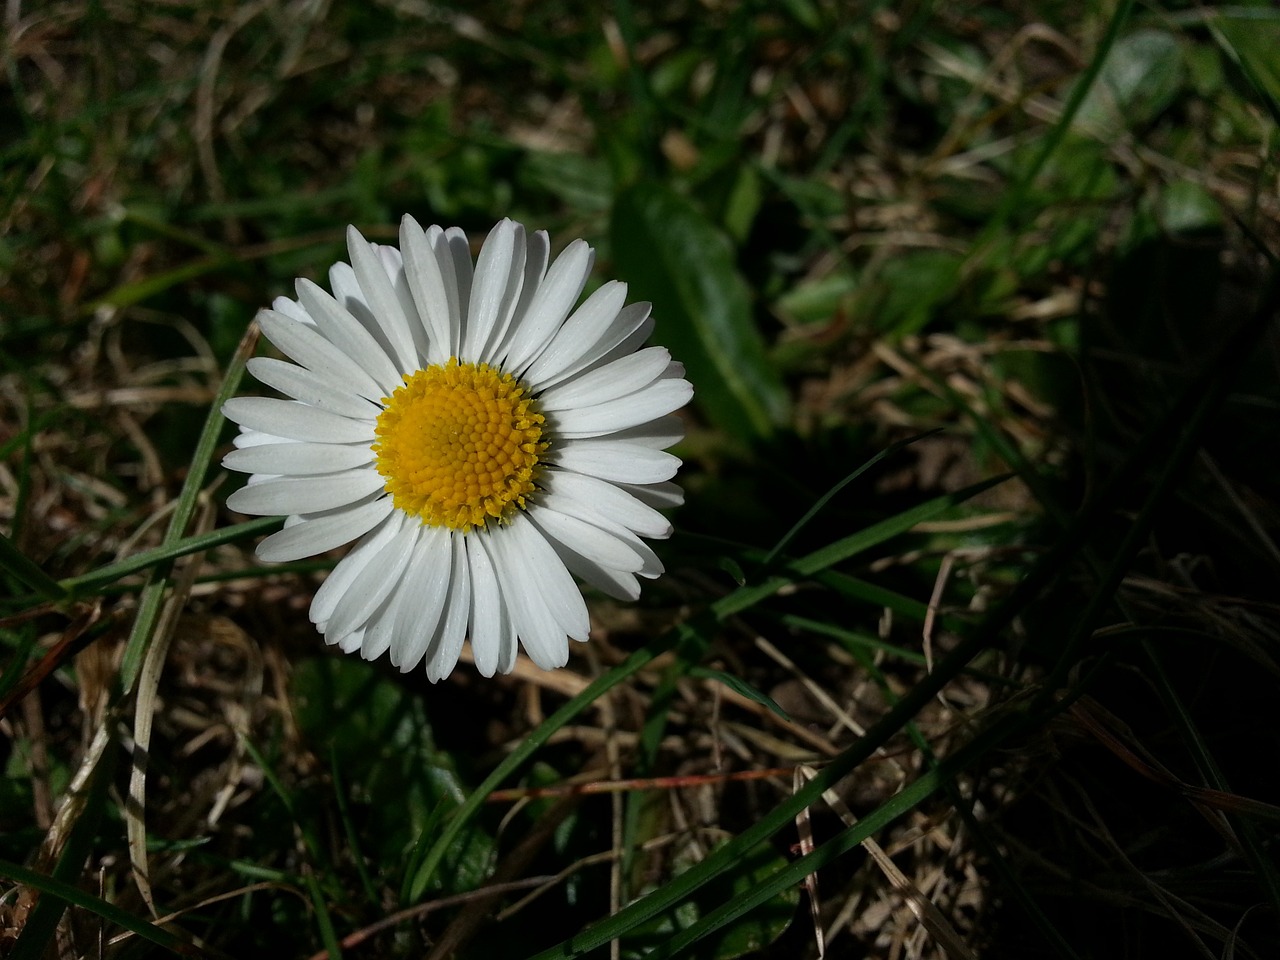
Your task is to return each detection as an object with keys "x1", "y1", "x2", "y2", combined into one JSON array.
[{"x1": 222, "y1": 217, "x2": 691, "y2": 680}]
